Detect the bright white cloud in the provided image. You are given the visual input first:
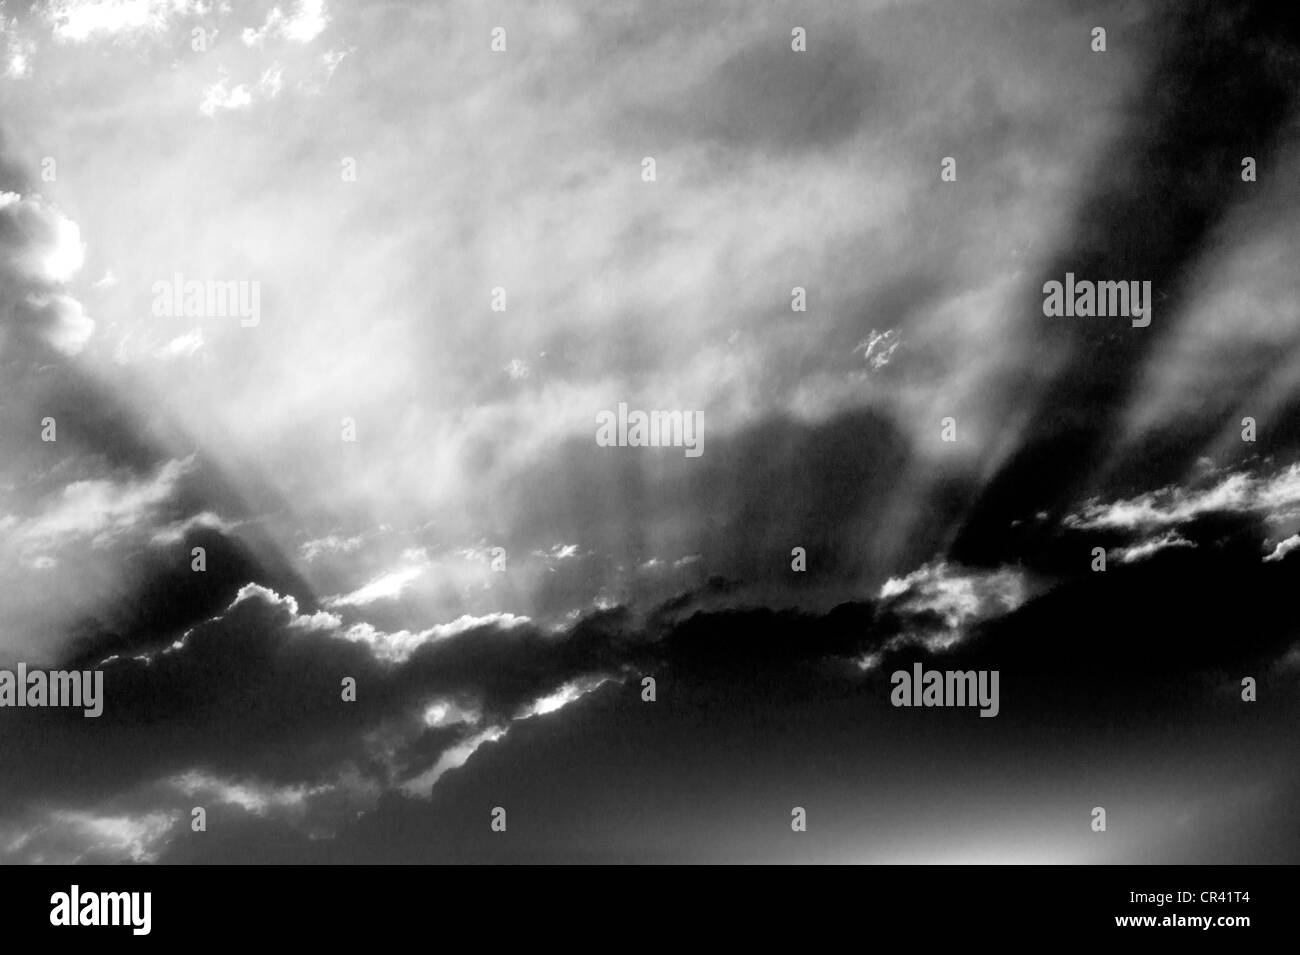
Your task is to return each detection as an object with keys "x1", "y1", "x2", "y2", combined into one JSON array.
[
  {"x1": 9, "y1": 456, "x2": 193, "y2": 551},
  {"x1": 229, "y1": 582, "x2": 342, "y2": 631},
  {"x1": 879, "y1": 561, "x2": 1027, "y2": 650},
  {"x1": 199, "y1": 75, "x2": 252, "y2": 115},
  {"x1": 0, "y1": 191, "x2": 85, "y2": 283},
  {"x1": 152, "y1": 328, "x2": 204, "y2": 360},
  {"x1": 1066, "y1": 464, "x2": 1300, "y2": 532},
  {"x1": 339, "y1": 611, "x2": 530, "y2": 663},
  {"x1": 42, "y1": 0, "x2": 197, "y2": 43},
  {"x1": 398, "y1": 725, "x2": 506, "y2": 796},
  {"x1": 323, "y1": 560, "x2": 427, "y2": 608},
  {"x1": 1110, "y1": 531, "x2": 1196, "y2": 564},
  {"x1": 422, "y1": 697, "x2": 481, "y2": 728},
  {"x1": 517, "y1": 675, "x2": 610, "y2": 719},
  {"x1": 0, "y1": 0, "x2": 1154, "y2": 643},
  {"x1": 242, "y1": 0, "x2": 327, "y2": 47},
  {"x1": 148, "y1": 509, "x2": 235, "y2": 545},
  {"x1": 43, "y1": 809, "x2": 179, "y2": 863},
  {"x1": 1264, "y1": 534, "x2": 1300, "y2": 563}
]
